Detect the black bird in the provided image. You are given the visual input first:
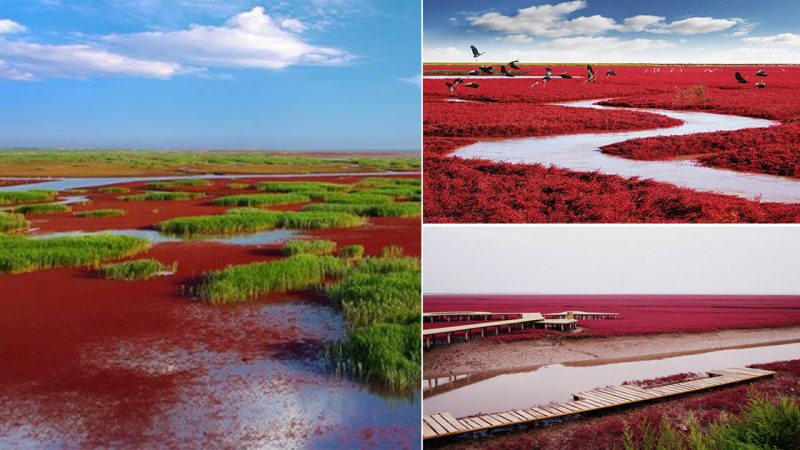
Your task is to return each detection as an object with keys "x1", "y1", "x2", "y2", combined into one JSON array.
[
  {"x1": 500, "y1": 65, "x2": 514, "y2": 77},
  {"x1": 508, "y1": 60, "x2": 520, "y2": 70},
  {"x1": 479, "y1": 66, "x2": 493, "y2": 74},
  {"x1": 755, "y1": 81, "x2": 767, "y2": 89},
  {"x1": 545, "y1": 67, "x2": 552, "y2": 77},
  {"x1": 445, "y1": 82, "x2": 456, "y2": 92},
  {"x1": 606, "y1": 69, "x2": 616, "y2": 76},
  {"x1": 586, "y1": 64, "x2": 596, "y2": 83},
  {"x1": 464, "y1": 82, "x2": 479, "y2": 88},
  {"x1": 559, "y1": 72, "x2": 572, "y2": 79},
  {"x1": 735, "y1": 72, "x2": 749, "y2": 84},
  {"x1": 468, "y1": 70, "x2": 481, "y2": 76},
  {"x1": 470, "y1": 45, "x2": 485, "y2": 59},
  {"x1": 756, "y1": 70, "x2": 767, "y2": 77}
]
